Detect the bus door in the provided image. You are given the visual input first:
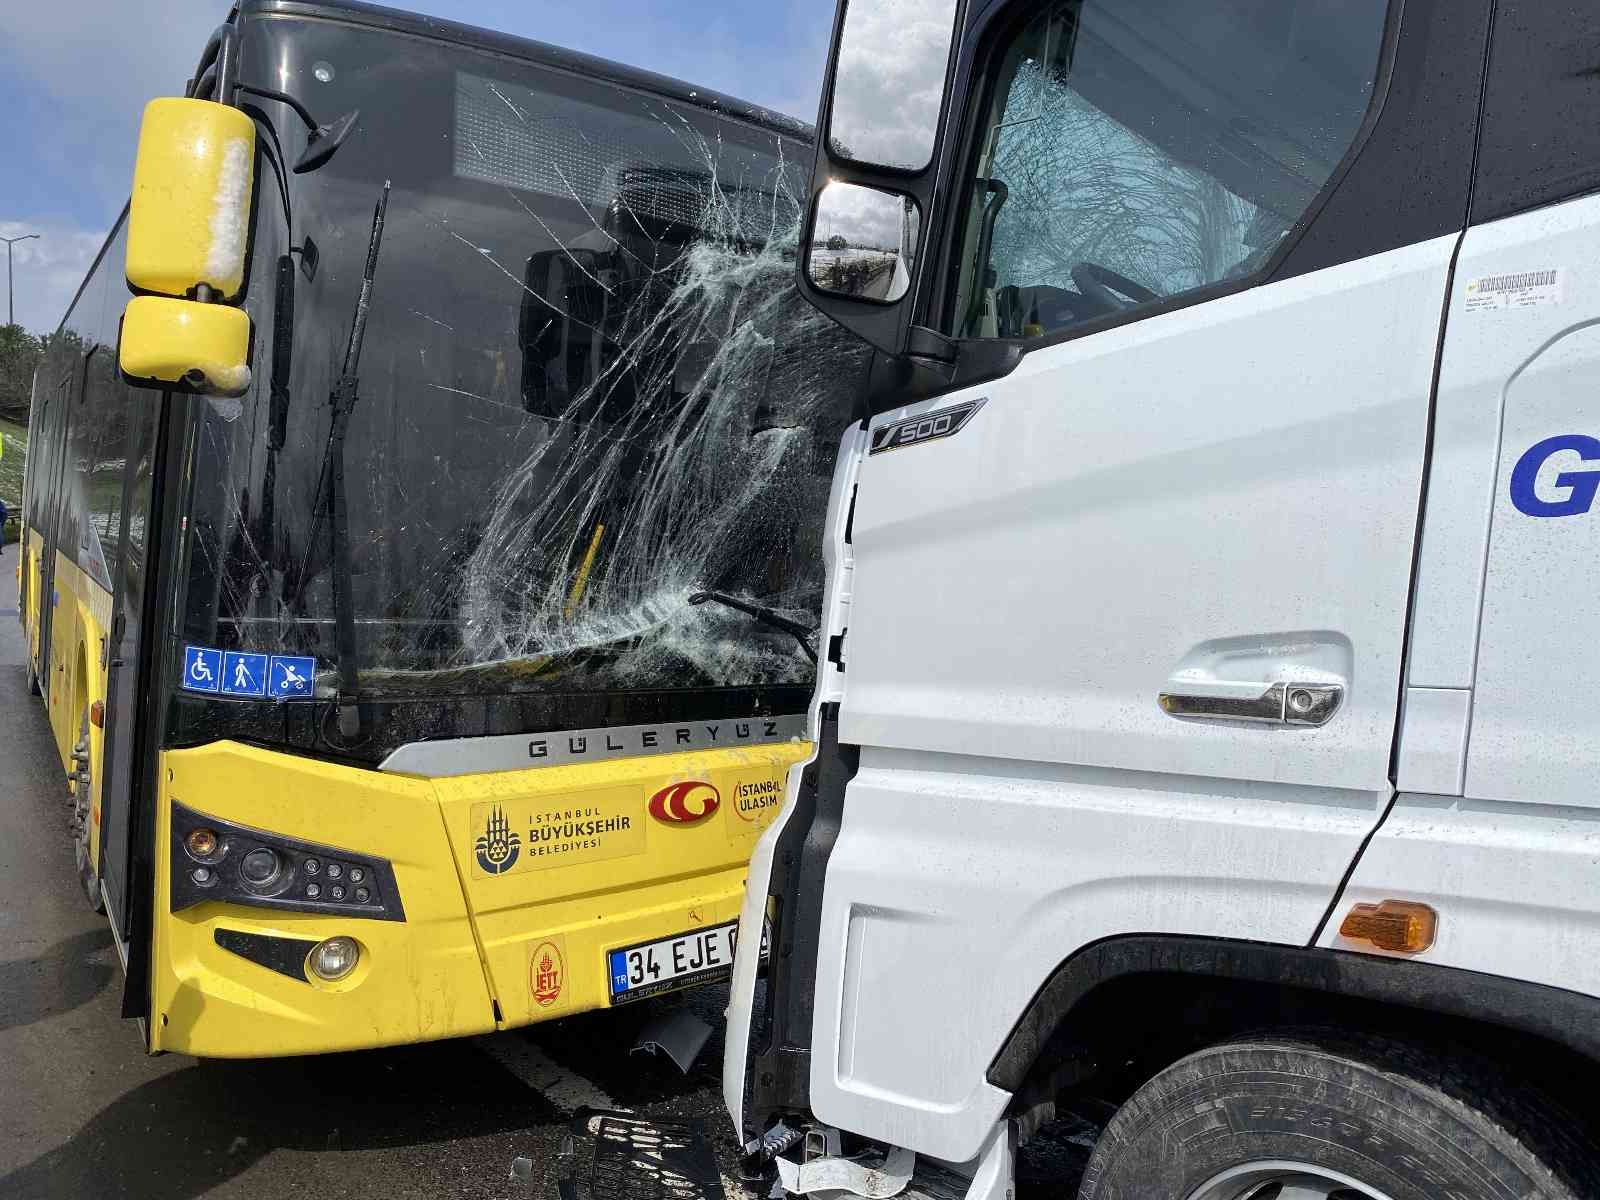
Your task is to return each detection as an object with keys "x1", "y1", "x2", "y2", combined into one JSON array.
[
  {"x1": 35, "y1": 357, "x2": 83, "y2": 701},
  {"x1": 96, "y1": 403, "x2": 159, "y2": 958}
]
